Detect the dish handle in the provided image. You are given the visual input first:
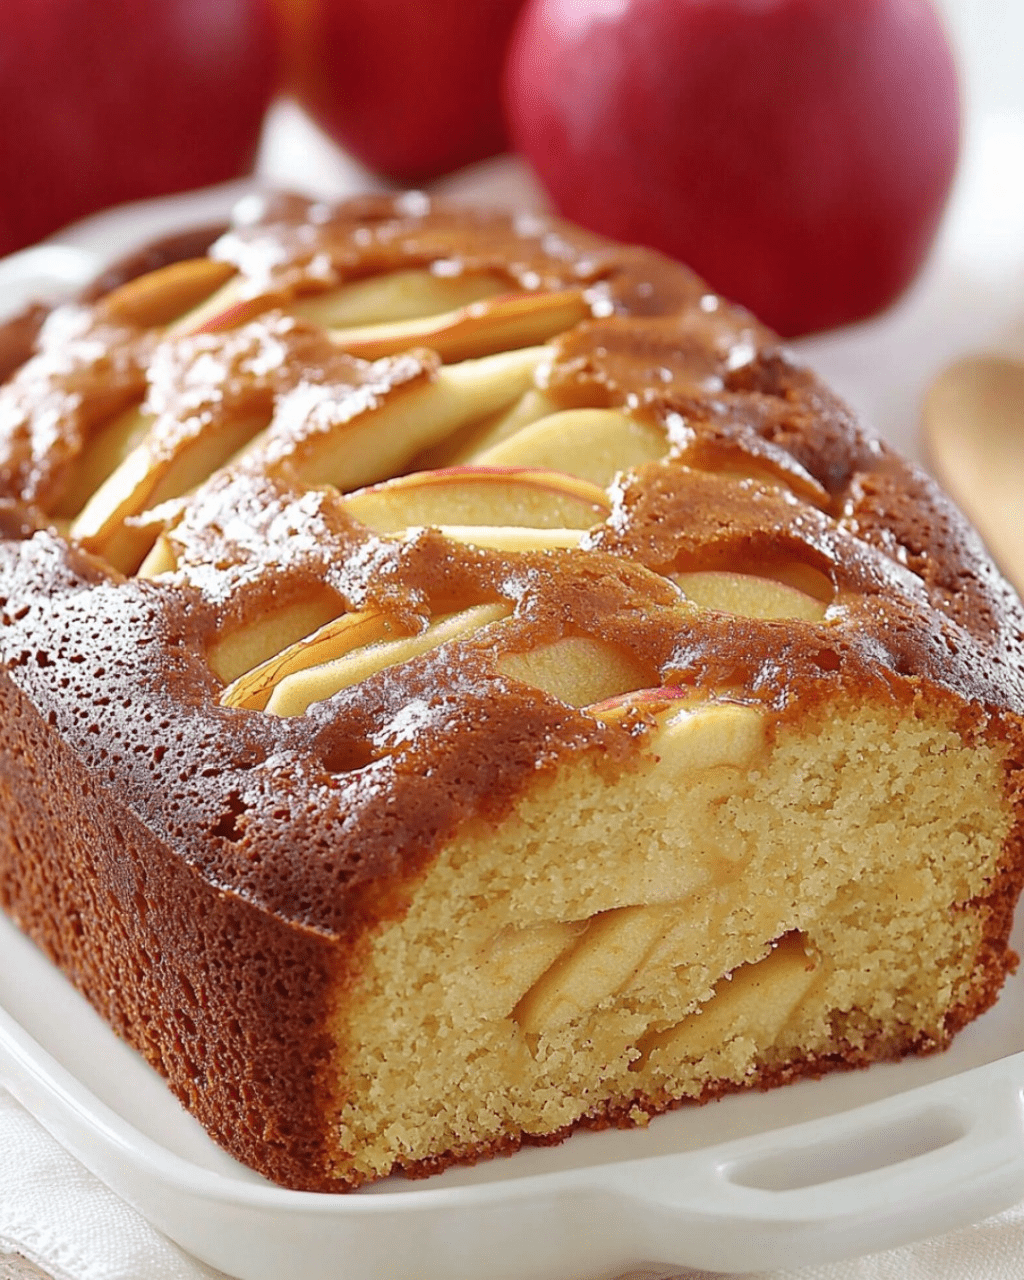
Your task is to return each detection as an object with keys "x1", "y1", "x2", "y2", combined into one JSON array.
[{"x1": 604, "y1": 1055, "x2": 1024, "y2": 1273}]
